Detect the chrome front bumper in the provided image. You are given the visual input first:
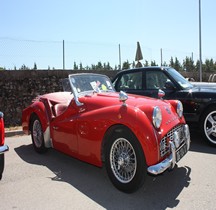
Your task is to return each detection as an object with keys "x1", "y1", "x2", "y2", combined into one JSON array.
[
  {"x1": 147, "y1": 124, "x2": 190, "y2": 175},
  {"x1": 0, "y1": 145, "x2": 9, "y2": 155}
]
